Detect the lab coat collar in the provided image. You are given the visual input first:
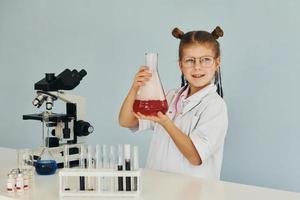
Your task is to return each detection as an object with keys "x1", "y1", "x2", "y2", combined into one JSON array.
[
  {"x1": 186, "y1": 83, "x2": 216, "y2": 102},
  {"x1": 181, "y1": 83, "x2": 217, "y2": 115}
]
